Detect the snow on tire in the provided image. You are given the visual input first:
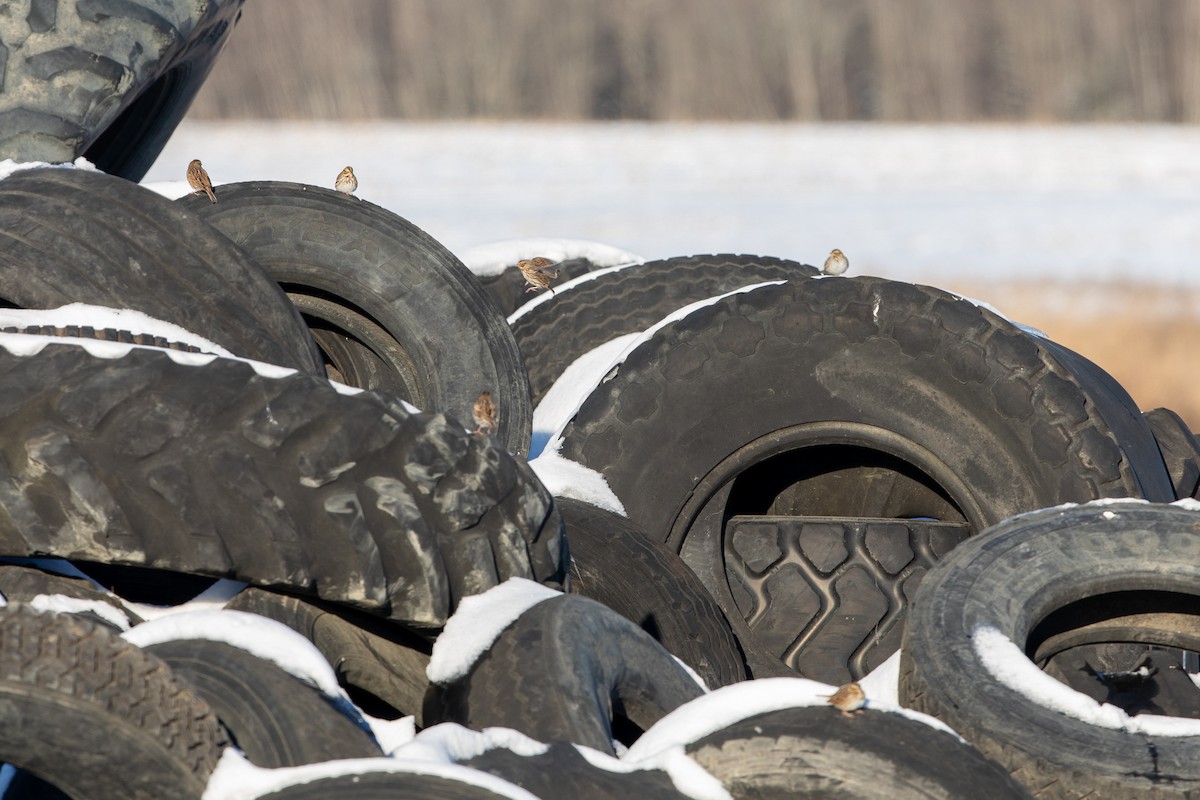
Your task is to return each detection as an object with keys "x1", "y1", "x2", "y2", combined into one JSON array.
[
  {"x1": 0, "y1": 168, "x2": 324, "y2": 373},
  {"x1": 0, "y1": 0, "x2": 243, "y2": 180},
  {"x1": 510, "y1": 253, "x2": 816, "y2": 408},
  {"x1": 900, "y1": 501, "x2": 1200, "y2": 799},
  {"x1": 0, "y1": 604, "x2": 226, "y2": 799},
  {"x1": 0, "y1": 342, "x2": 566, "y2": 627},
  {"x1": 179, "y1": 181, "x2": 534, "y2": 456},
  {"x1": 556, "y1": 277, "x2": 1175, "y2": 682}
]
